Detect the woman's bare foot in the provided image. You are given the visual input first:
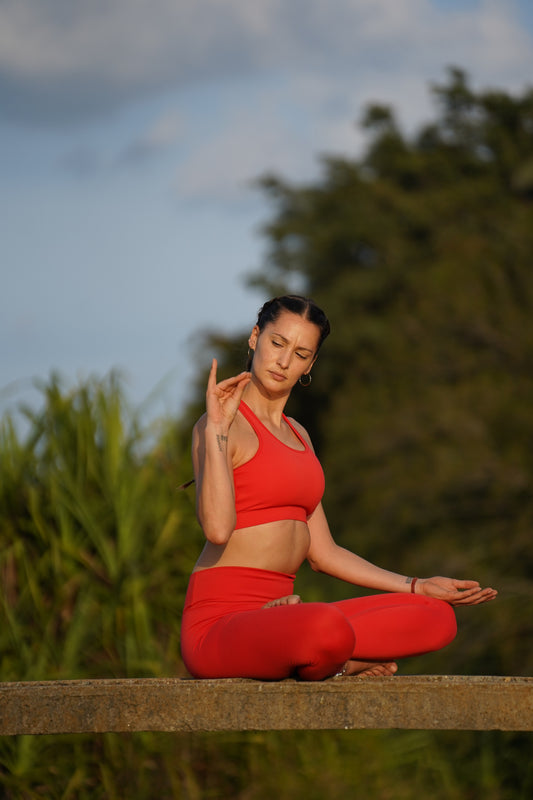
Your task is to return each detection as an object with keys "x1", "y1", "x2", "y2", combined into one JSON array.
[
  {"x1": 335, "y1": 660, "x2": 398, "y2": 678},
  {"x1": 263, "y1": 594, "x2": 302, "y2": 609}
]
